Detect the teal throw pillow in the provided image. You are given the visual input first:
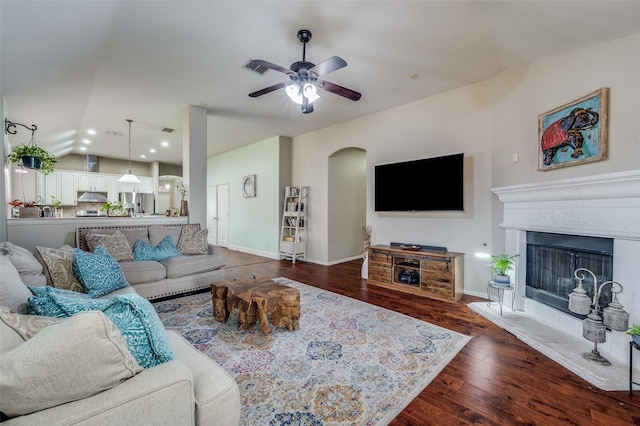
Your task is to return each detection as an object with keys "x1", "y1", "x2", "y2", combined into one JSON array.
[
  {"x1": 72, "y1": 246, "x2": 130, "y2": 298},
  {"x1": 26, "y1": 288, "x2": 172, "y2": 369},
  {"x1": 133, "y1": 235, "x2": 181, "y2": 262}
]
